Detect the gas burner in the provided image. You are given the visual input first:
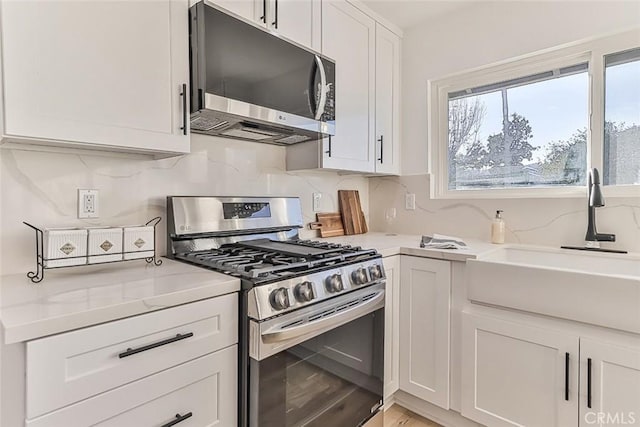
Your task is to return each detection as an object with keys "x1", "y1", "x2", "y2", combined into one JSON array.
[{"x1": 175, "y1": 239, "x2": 379, "y2": 284}]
